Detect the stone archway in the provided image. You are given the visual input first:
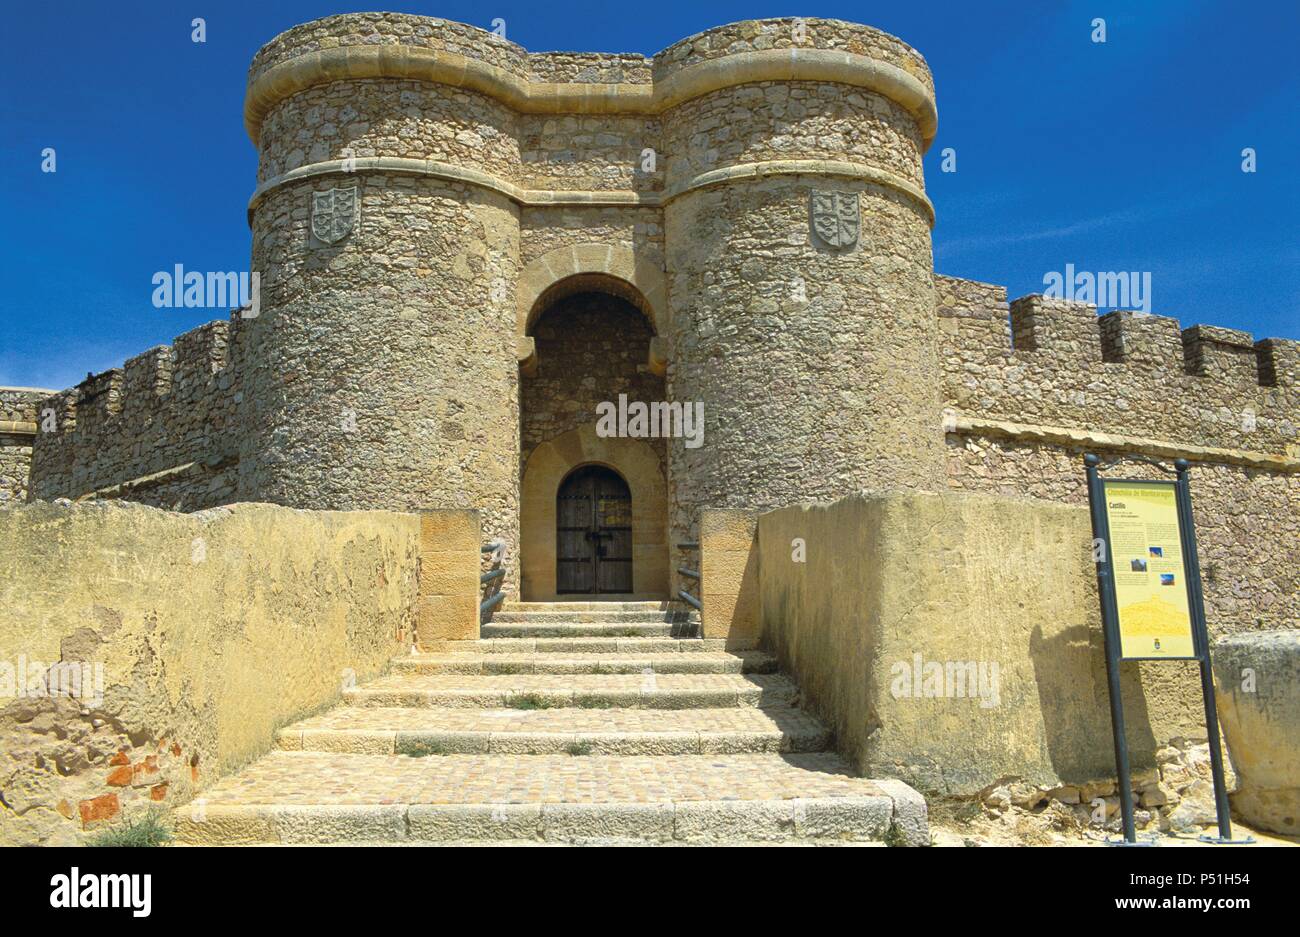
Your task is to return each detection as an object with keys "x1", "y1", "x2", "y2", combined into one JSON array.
[
  {"x1": 521, "y1": 424, "x2": 669, "y2": 601},
  {"x1": 515, "y1": 244, "x2": 670, "y2": 376}
]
